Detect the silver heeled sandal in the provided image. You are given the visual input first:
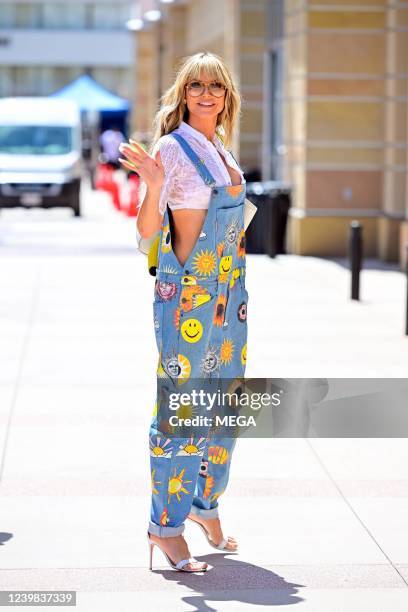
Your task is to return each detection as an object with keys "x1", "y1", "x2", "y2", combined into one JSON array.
[
  {"x1": 147, "y1": 532, "x2": 208, "y2": 572},
  {"x1": 187, "y1": 516, "x2": 238, "y2": 552}
]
